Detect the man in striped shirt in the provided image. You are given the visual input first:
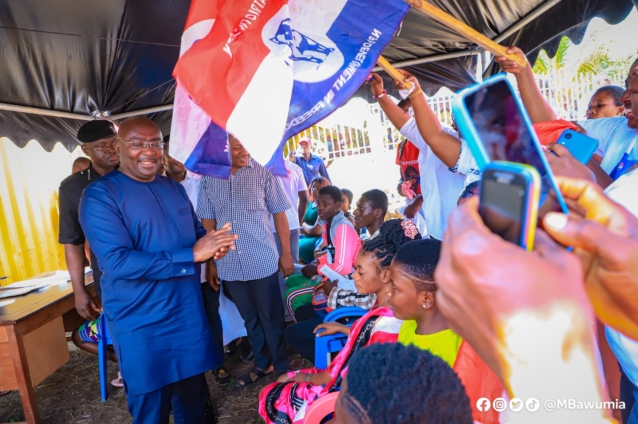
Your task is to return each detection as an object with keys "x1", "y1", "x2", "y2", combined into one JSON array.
[{"x1": 197, "y1": 135, "x2": 293, "y2": 386}]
